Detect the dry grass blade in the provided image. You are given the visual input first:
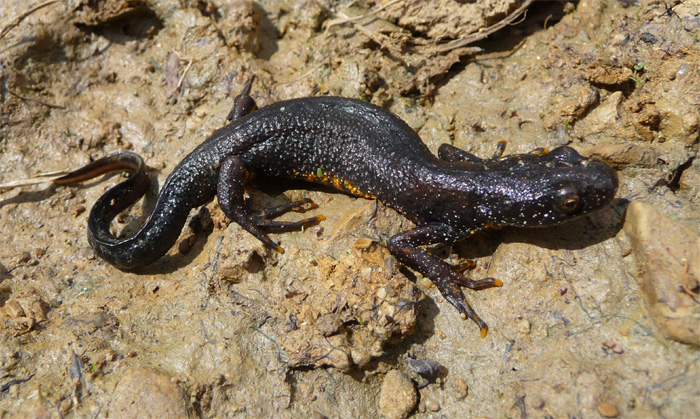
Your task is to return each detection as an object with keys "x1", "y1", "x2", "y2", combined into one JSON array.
[
  {"x1": 0, "y1": 171, "x2": 69, "y2": 191},
  {"x1": 324, "y1": 0, "x2": 406, "y2": 32}
]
